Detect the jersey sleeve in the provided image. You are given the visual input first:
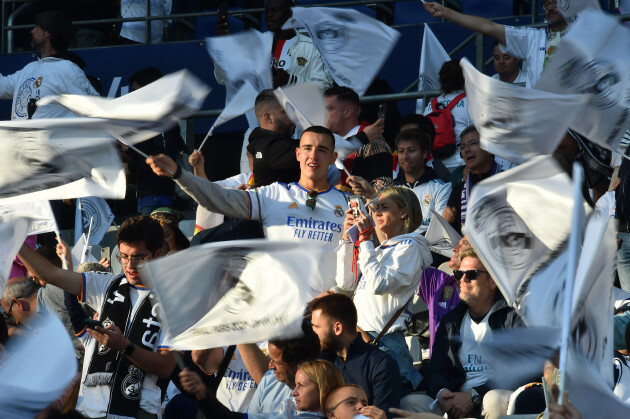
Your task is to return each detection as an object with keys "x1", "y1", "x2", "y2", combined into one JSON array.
[
  {"x1": 78, "y1": 272, "x2": 117, "y2": 313},
  {"x1": 65, "y1": 63, "x2": 99, "y2": 96},
  {"x1": 247, "y1": 184, "x2": 280, "y2": 223},
  {"x1": 500, "y1": 26, "x2": 540, "y2": 61},
  {"x1": 0, "y1": 70, "x2": 19, "y2": 99},
  {"x1": 433, "y1": 181, "x2": 453, "y2": 214}
]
